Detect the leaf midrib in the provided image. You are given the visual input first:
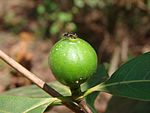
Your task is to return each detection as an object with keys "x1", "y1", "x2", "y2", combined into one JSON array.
[
  {"x1": 24, "y1": 98, "x2": 56, "y2": 113},
  {"x1": 100, "y1": 79, "x2": 150, "y2": 89}
]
